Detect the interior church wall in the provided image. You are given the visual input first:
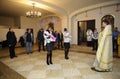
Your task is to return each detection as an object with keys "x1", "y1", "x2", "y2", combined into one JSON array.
[
  {"x1": 0, "y1": 16, "x2": 14, "y2": 26},
  {"x1": 20, "y1": 16, "x2": 62, "y2": 43},
  {"x1": 70, "y1": 4, "x2": 120, "y2": 44},
  {"x1": 0, "y1": 16, "x2": 21, "y2": 28},
  {"x1": 0, "y1": 29, "x2": 26, "y2": 42},
  {"x1": 0, "y1": 16, "x2": 62, "y2": 43}
]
